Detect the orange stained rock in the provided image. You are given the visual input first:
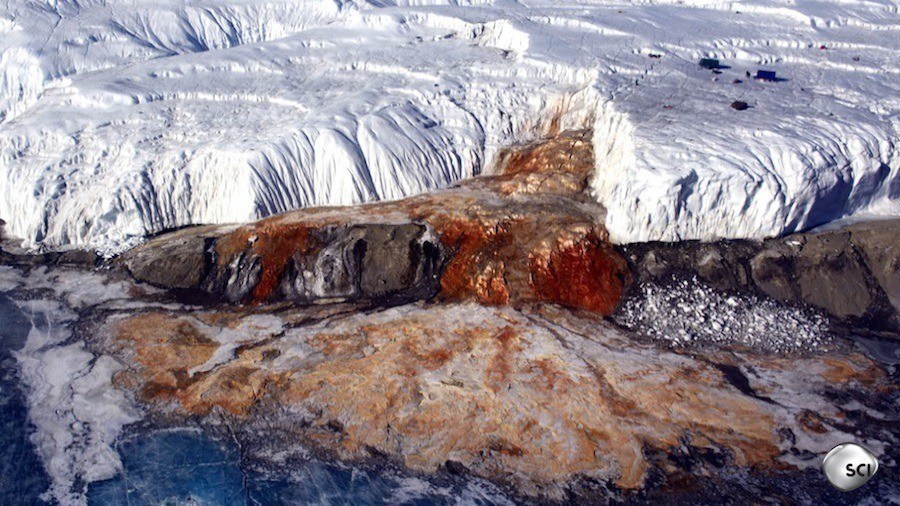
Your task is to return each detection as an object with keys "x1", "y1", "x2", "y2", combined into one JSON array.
[
  {"x1": 108, "y1": 304, "x2": 791, "y2": 494},
  {"x1": 176, "y1": 363, "x2": 280, "y2": 416},
  {"x1": 433, "y1": 217, "x2": 514, "y2": 305},
  {"x1": 531, "y1": 231, "x2": 630, "y2": 314},
  {"x1": 216, "y1": 222, "x2": 313, "y2": 303},
  {"x1": 820, "y1": 355, "x2": 884, "y2": 386},
  {"x1": 112, "y1": 313, "x2": 279, "y2": 416},
  {"x1": 112, "y1": 314, "x2": 218, "y2": 406},
  {"x1": 758, "y1": 354, "x2": 885, "y2": 388}
]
